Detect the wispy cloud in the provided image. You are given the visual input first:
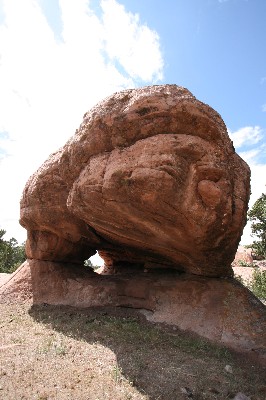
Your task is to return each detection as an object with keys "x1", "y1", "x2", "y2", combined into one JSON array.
[
  {"x1": 0, "y1": 0, "x2": 163, "y2": 242},
  {"x1": 262, "y1": 104, "x2": 266, "y2": 112},
  {"x1": 228, "y1": 126, "x2": 263, "y2": 149},
  {"x1": 239, "y1": 148, "x2": 262, "y2": 163},
  {"x1": 228, "y1": 125, "x2": 266, "y2": 244},
  {"x1": 240, "y1": 160, "x2": 266, "y2": 245},
  {"x1": 101, "y1": 0, "x2": 163, "y2": 81}
]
